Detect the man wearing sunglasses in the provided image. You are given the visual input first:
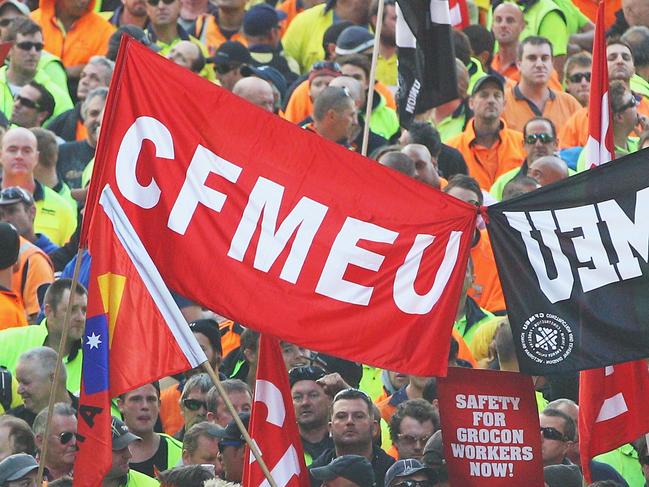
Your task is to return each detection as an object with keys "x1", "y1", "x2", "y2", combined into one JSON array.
[
  {"x1": 539, "y1": 409, "x2": 575, "y2": 467},
  {"x1": 0, "y1": 18, "x2": 72, "y2": 124},
  {"x1": 211, "y1": 41, "x2": 252, "y2": 92},
  {"x1": 564, "y1": 52, "x2": 592, "y2": 107},
  {"x1": 176, "y1": 373, "x2": 212, "y2": 441},
  {"x1": 32, "y1": 403, "x2": 76, "y2": 482},
  {"x1": 490, "y1": 116, "x2": 560, "y2": 201},
  {"x1": 10, "y1": 81, "x2": 55, "y2": 129}
]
